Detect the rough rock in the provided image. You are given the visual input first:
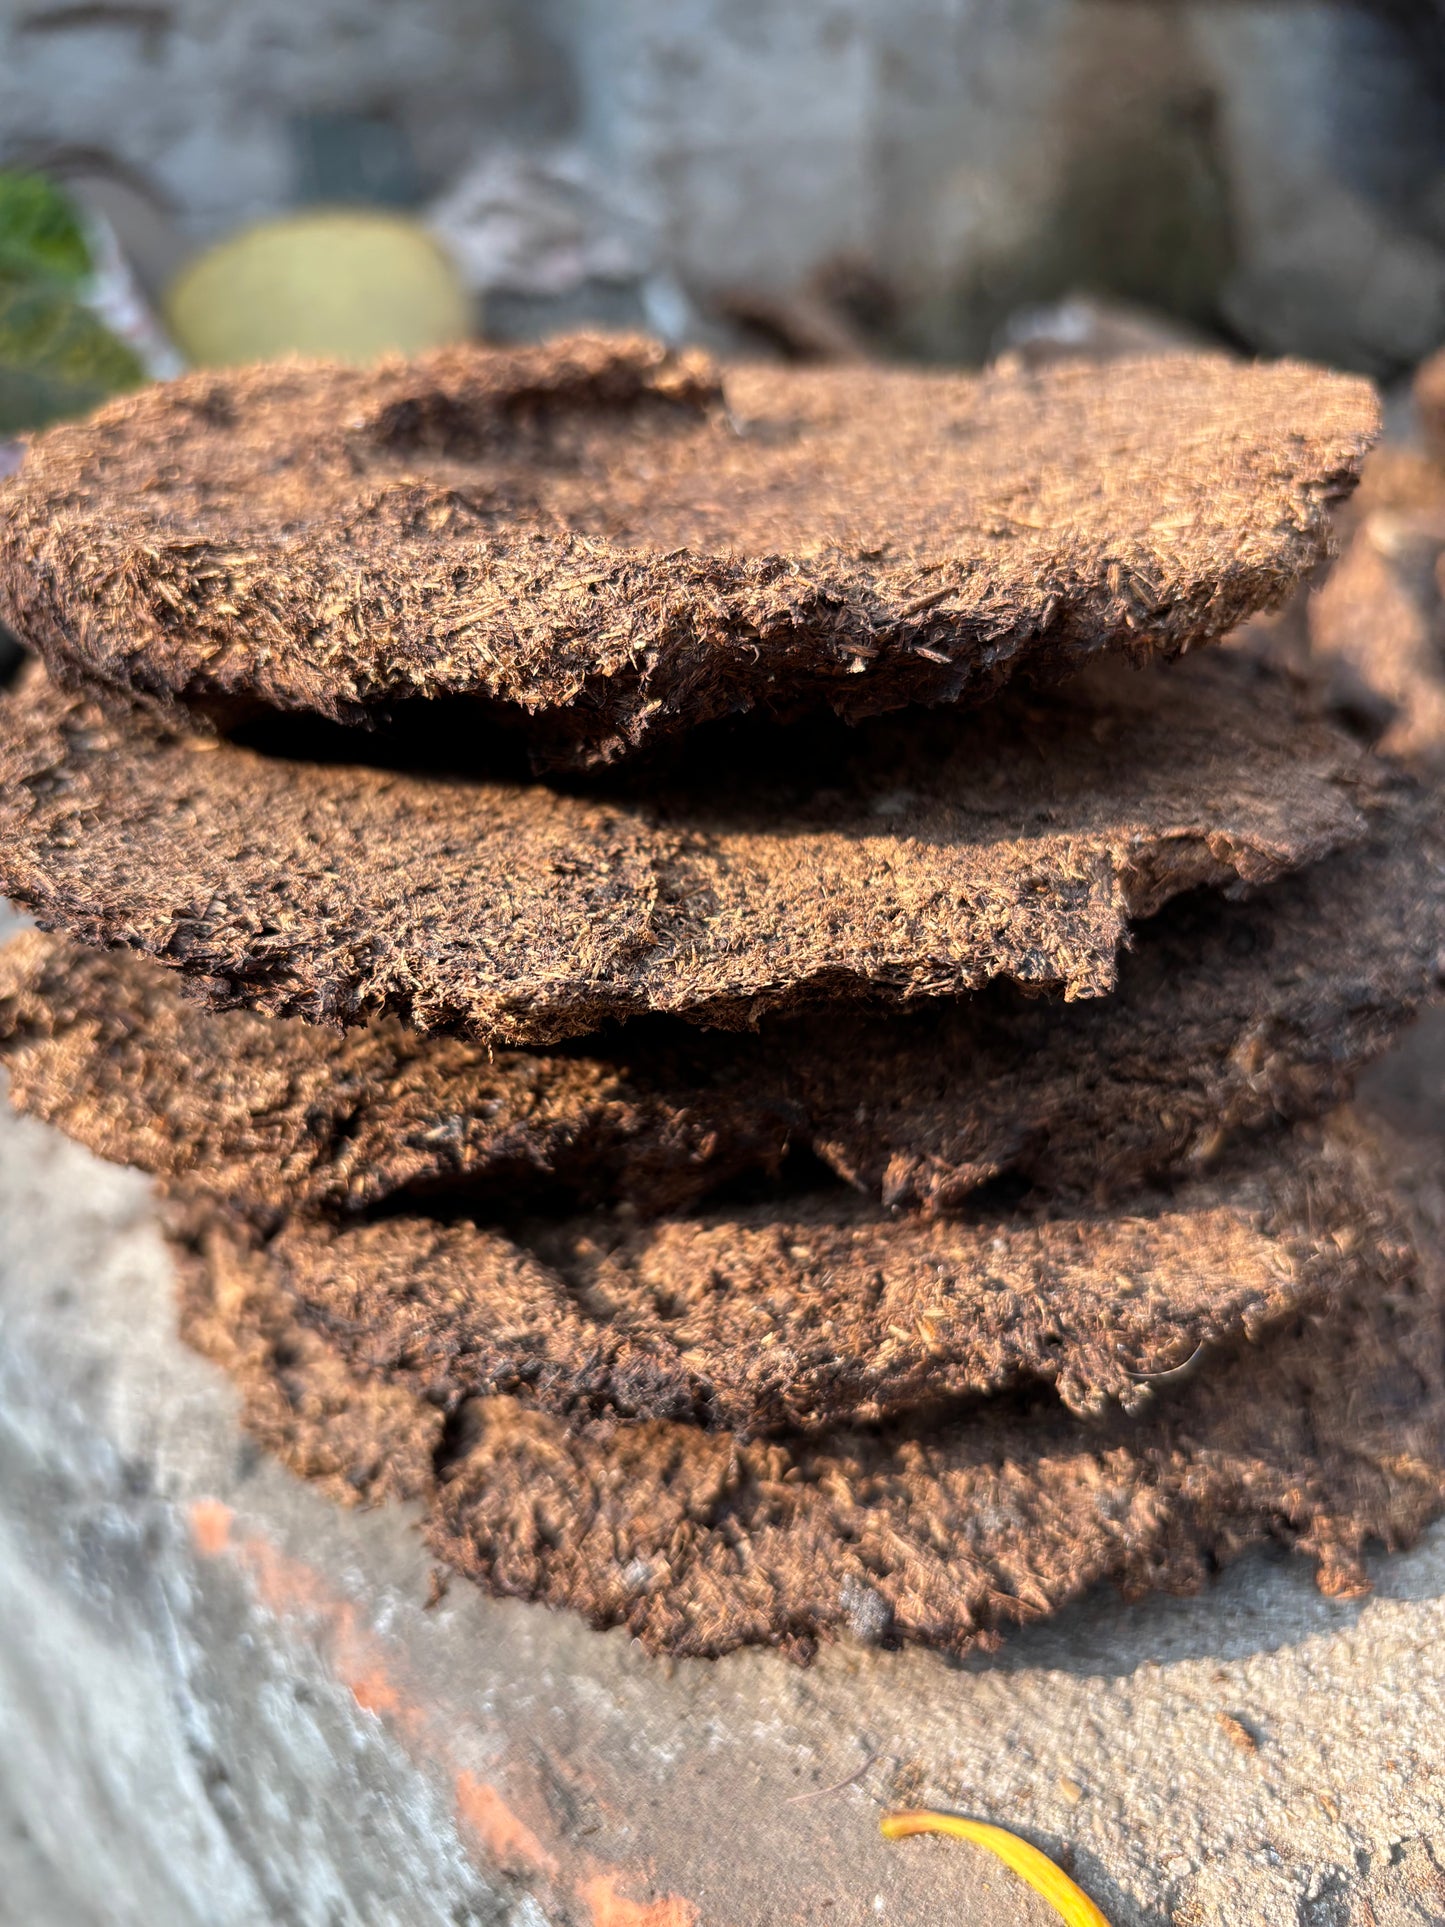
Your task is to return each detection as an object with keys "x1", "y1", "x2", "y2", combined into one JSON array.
[
  {"x1": 0, "y1": 336, "x2": 1377, "y2": 767},
  {"x1": 176, "y1": 1111, "x2": 1445, "y2": 1661},
  {"x1": 0, "y1": 650, "x2": 1381, "y2": 1043}
]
